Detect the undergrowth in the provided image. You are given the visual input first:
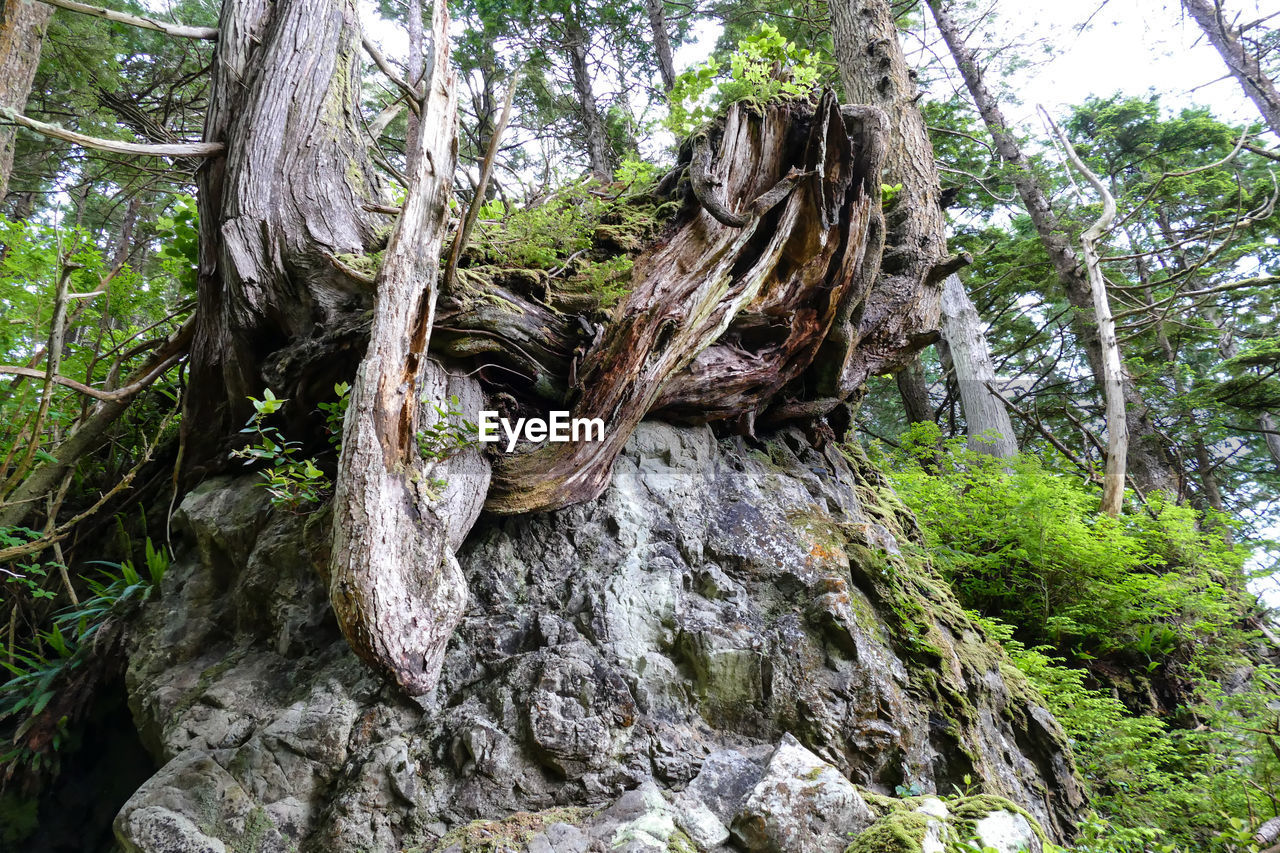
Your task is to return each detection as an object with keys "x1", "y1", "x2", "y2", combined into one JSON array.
[{"x1": 878, "y1": 425, "x2": 1279, "y2": 852}]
